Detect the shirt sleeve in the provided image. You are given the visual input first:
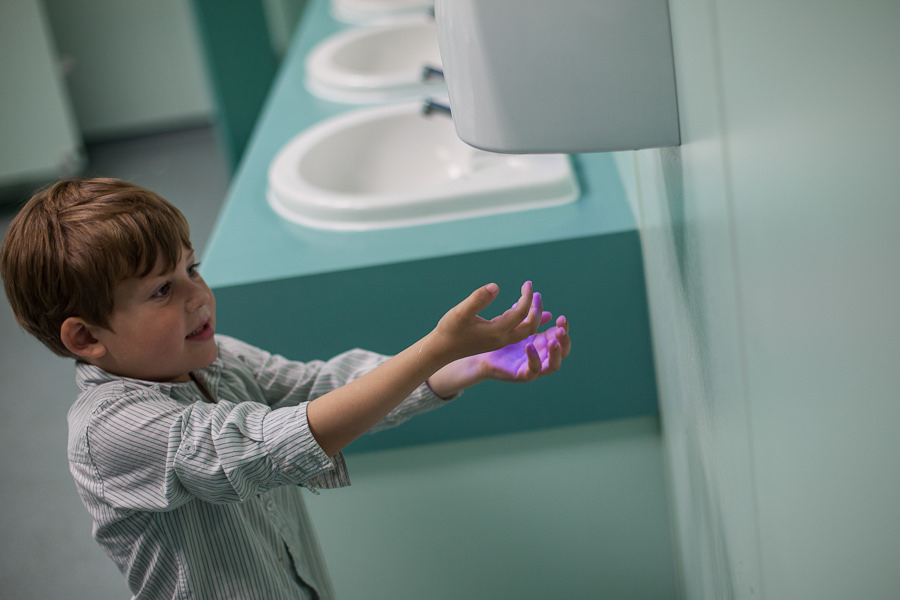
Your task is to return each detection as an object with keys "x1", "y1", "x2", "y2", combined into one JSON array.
[
  {"x1": 220, "y1": 335, "x2": 452, "y2": 432},
  {"x1": 80, "y1": 384, "x2": 347, "y2": 511},
  {"x1": 78, "y1": 338, "x2": 452, "y2": 512}
]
